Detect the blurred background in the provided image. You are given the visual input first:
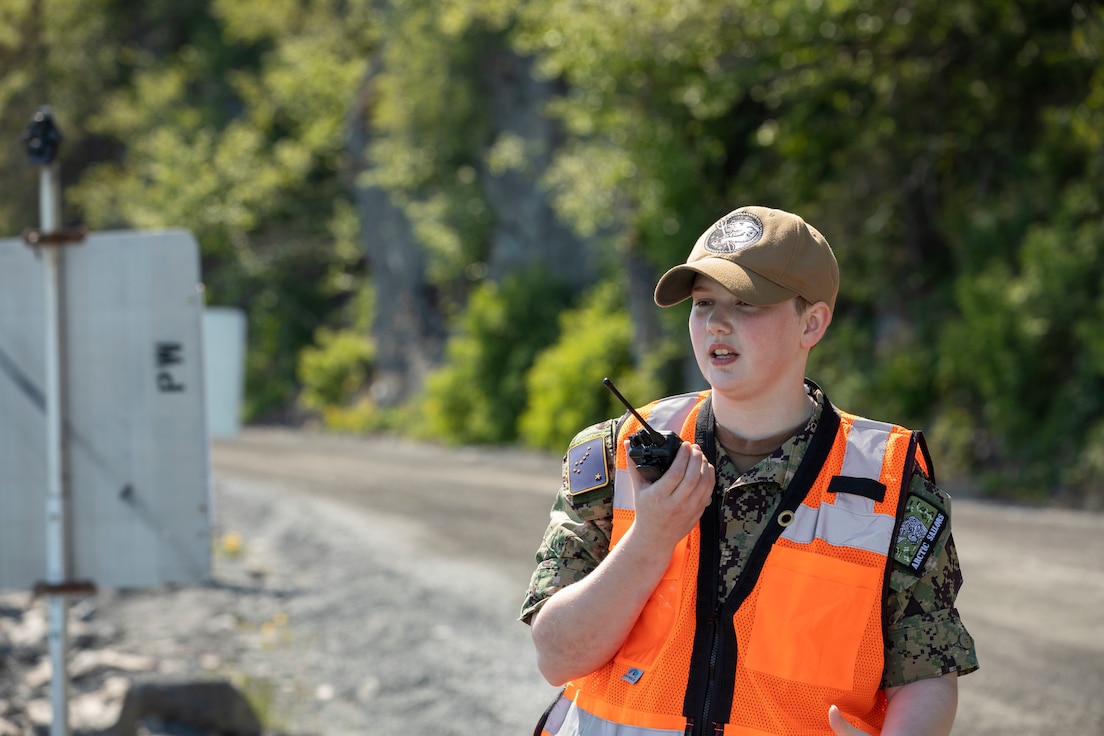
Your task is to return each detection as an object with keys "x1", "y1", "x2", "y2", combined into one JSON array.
[{"x1": 1, "y1": 0, "x2": 1102, "y2": 509}]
